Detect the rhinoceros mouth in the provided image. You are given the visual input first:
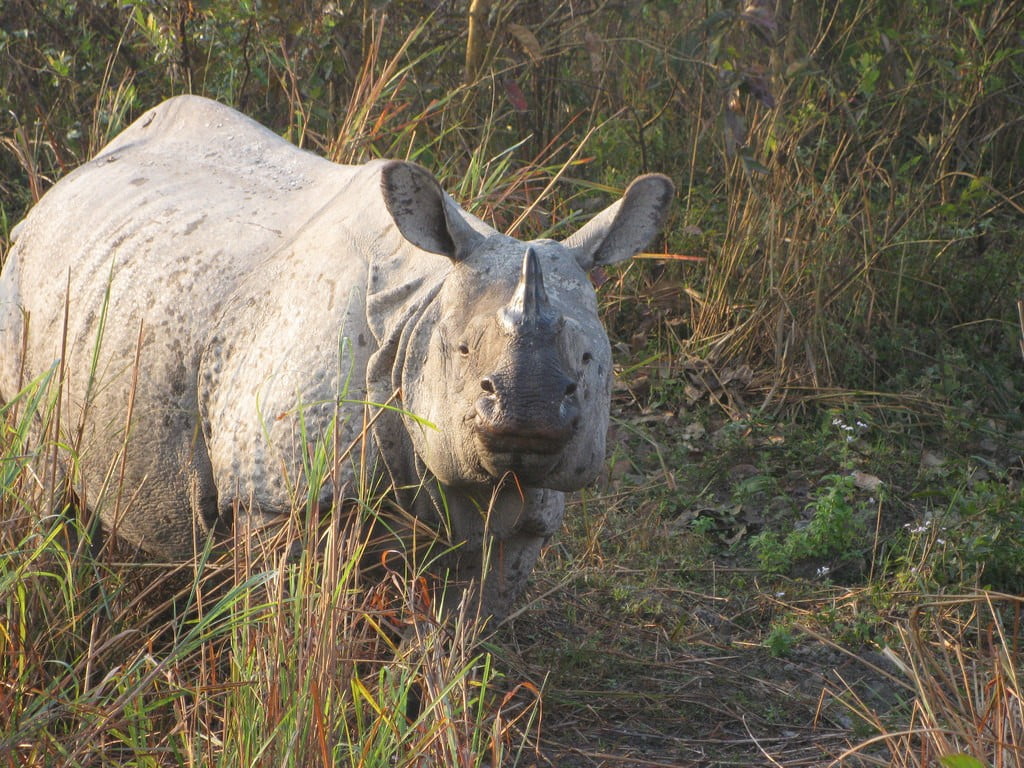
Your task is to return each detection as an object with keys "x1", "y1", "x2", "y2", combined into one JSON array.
[
  {"x1": 476, "y1": 450, "x2": 563, "y2": 484},
  {"x1": 476, "y1": 430, "x2": 567, "y2": 456},
  {"x1": 473, "y1": 425, "x2": 573, "y2": 482},
  {"x1": 474, "y1": 422, "x2": 573, "y2": 456}
]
